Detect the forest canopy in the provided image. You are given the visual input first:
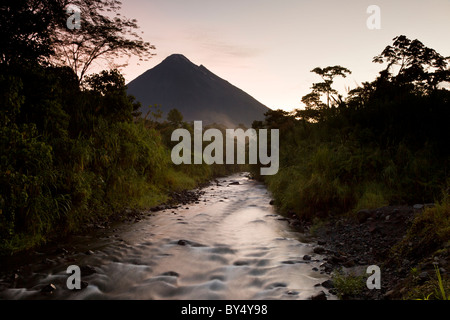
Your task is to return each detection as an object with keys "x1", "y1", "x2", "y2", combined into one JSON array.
[{"x1": 253, "y1": 35, "x2": 450, "y2": 220}]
